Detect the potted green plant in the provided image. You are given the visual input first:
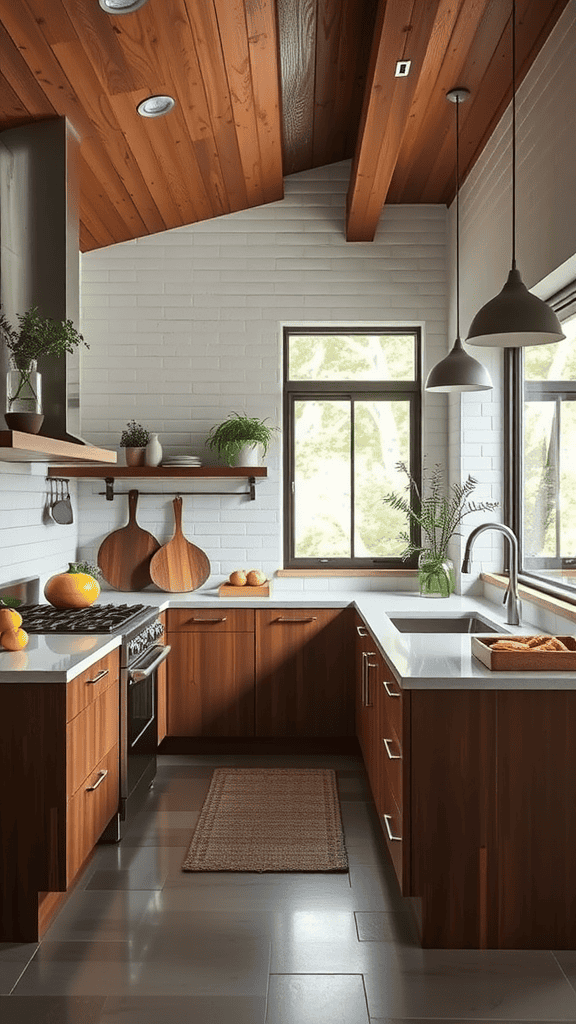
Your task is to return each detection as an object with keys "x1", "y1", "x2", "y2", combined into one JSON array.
[
  {"x1": 0, "y1": 305, "x2": 88, "y2": 434},
  {"x1": 383, "y1": 461, "x2": 499, "y2": 597},
  {"x1": 120, "y1": 420, "x2": 150, "y2": 467},
  {"x1": 206, "y1": 412, "x2": 279, "y2": 467}
]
